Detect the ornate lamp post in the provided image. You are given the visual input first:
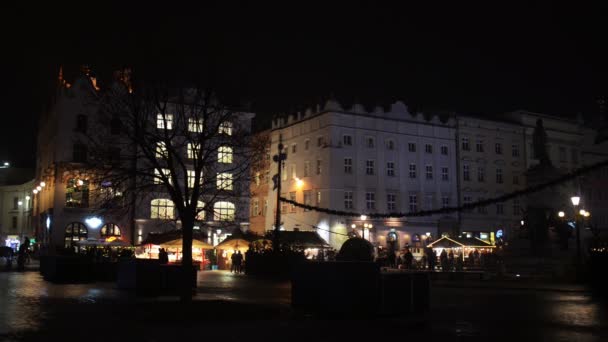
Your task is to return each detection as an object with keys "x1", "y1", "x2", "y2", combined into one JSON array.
[{"x1": 571, "y1": 196, "x2": 581, "y2": 266}]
